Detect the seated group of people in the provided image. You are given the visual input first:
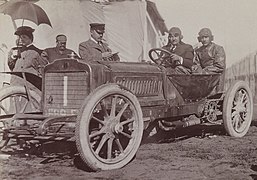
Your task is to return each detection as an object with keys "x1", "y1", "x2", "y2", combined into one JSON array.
[
  {"x1": 7, "y1": 23, "x2": 118, "y2": 79},
  {"x1": 7, "y1": 23, "x2": 226, "y2": 81},
  {"x1": 161, "y1": 27, "x2": 226, "y2": 75}
]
